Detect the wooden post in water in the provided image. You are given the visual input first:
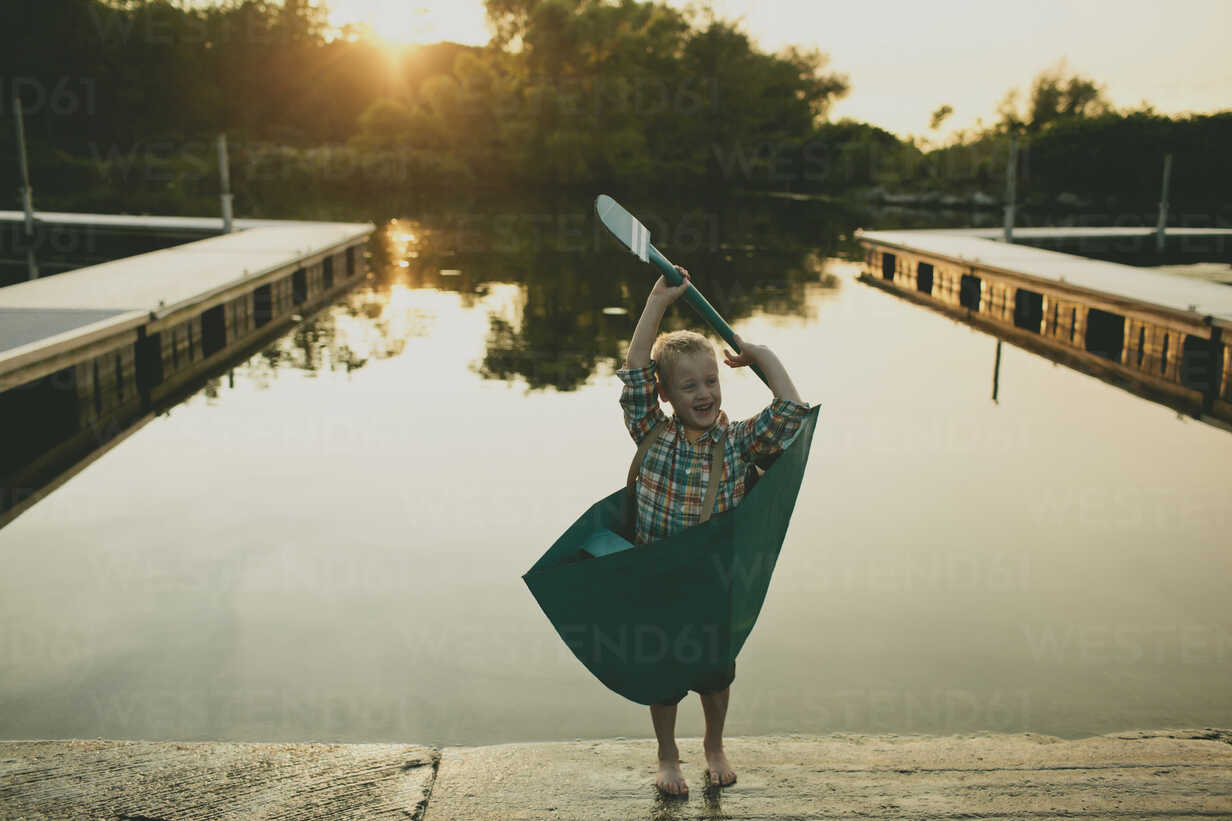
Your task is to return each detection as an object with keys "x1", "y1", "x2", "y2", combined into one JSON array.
[
  {"x1": 13, "y1": 98, "x2": 38, "y2": 279},
  {"x1": 1155, "y1": 153, "x2": 1172, "y2": 254},
  {"x1": 217, "y1": 134, "x2": 234, "y2": 234},
  {"x1": 1002, "y1": 134, "x2": 1018, "y2": 243},
  {"x1": 992, "y1": 339, "x2": 1002, "y2": 403}
]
